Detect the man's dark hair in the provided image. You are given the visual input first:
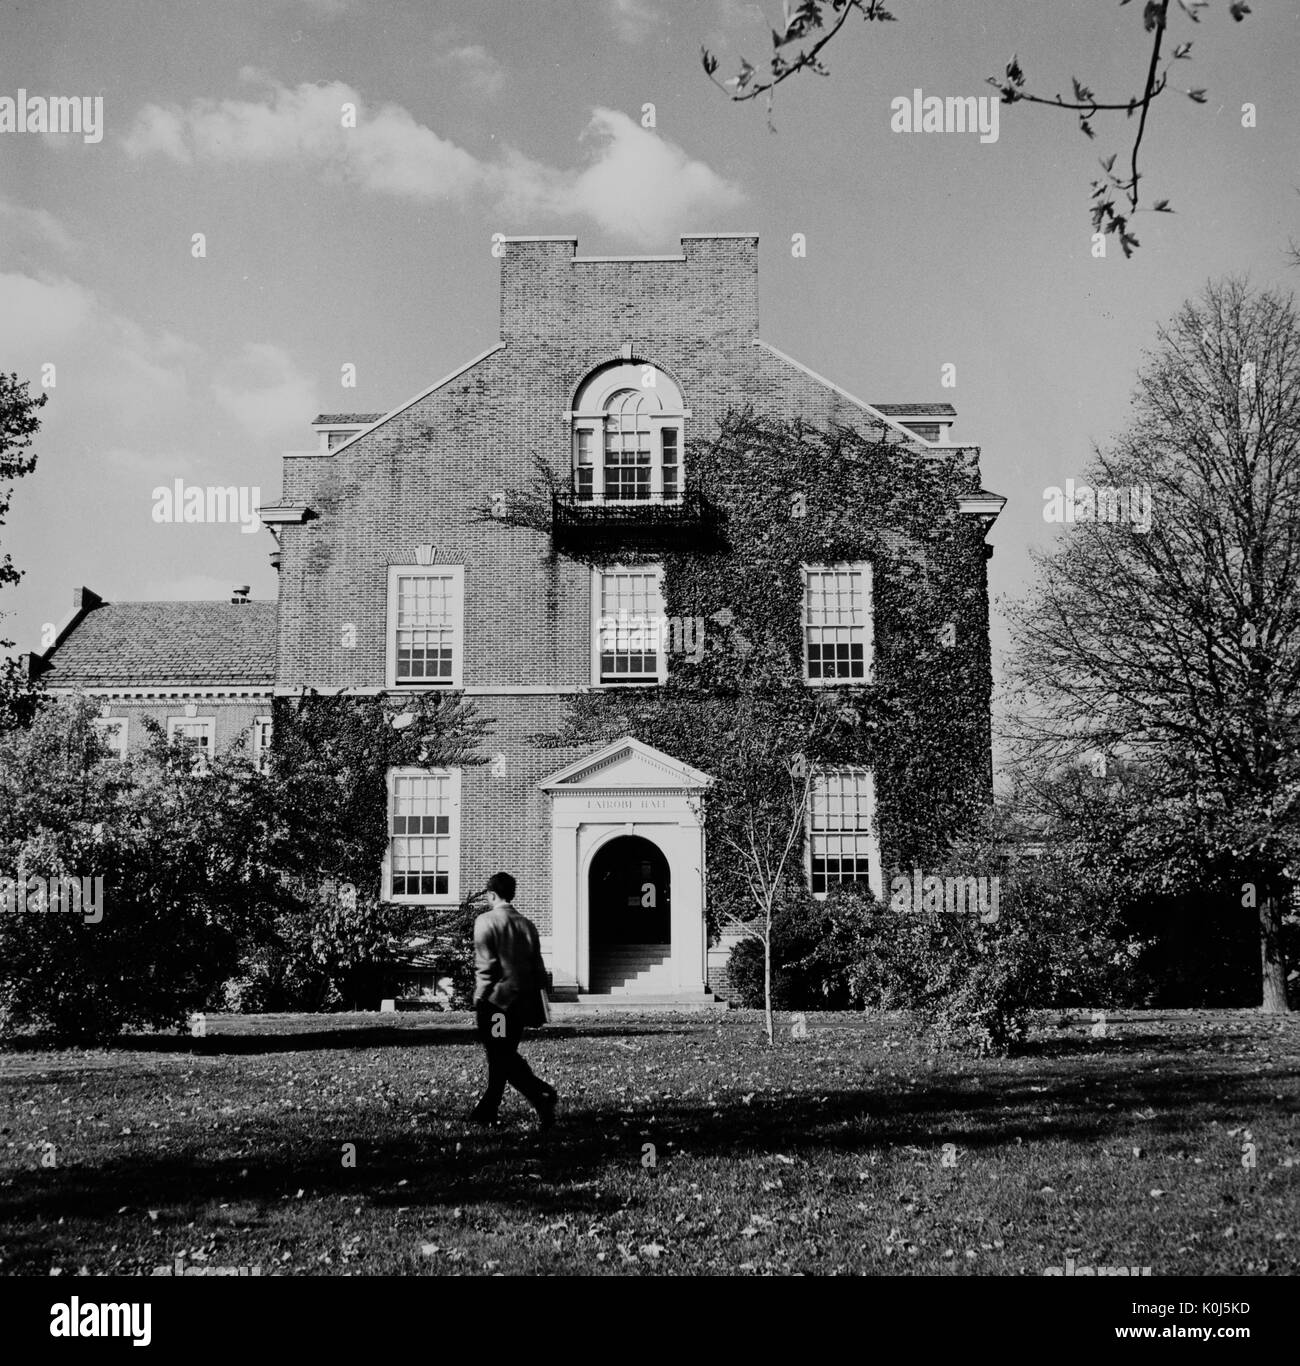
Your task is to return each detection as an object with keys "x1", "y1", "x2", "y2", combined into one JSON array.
[{"x1": 486, "y1": 871, "x2": 516, "y2": 902}]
